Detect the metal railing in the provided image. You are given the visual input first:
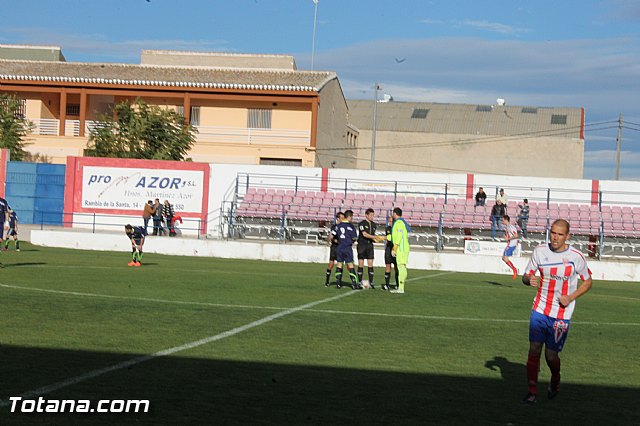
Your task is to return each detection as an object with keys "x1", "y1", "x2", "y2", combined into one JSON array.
[{"x1": 35, "y1": 210, "x2": 204, "y2": 239}]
